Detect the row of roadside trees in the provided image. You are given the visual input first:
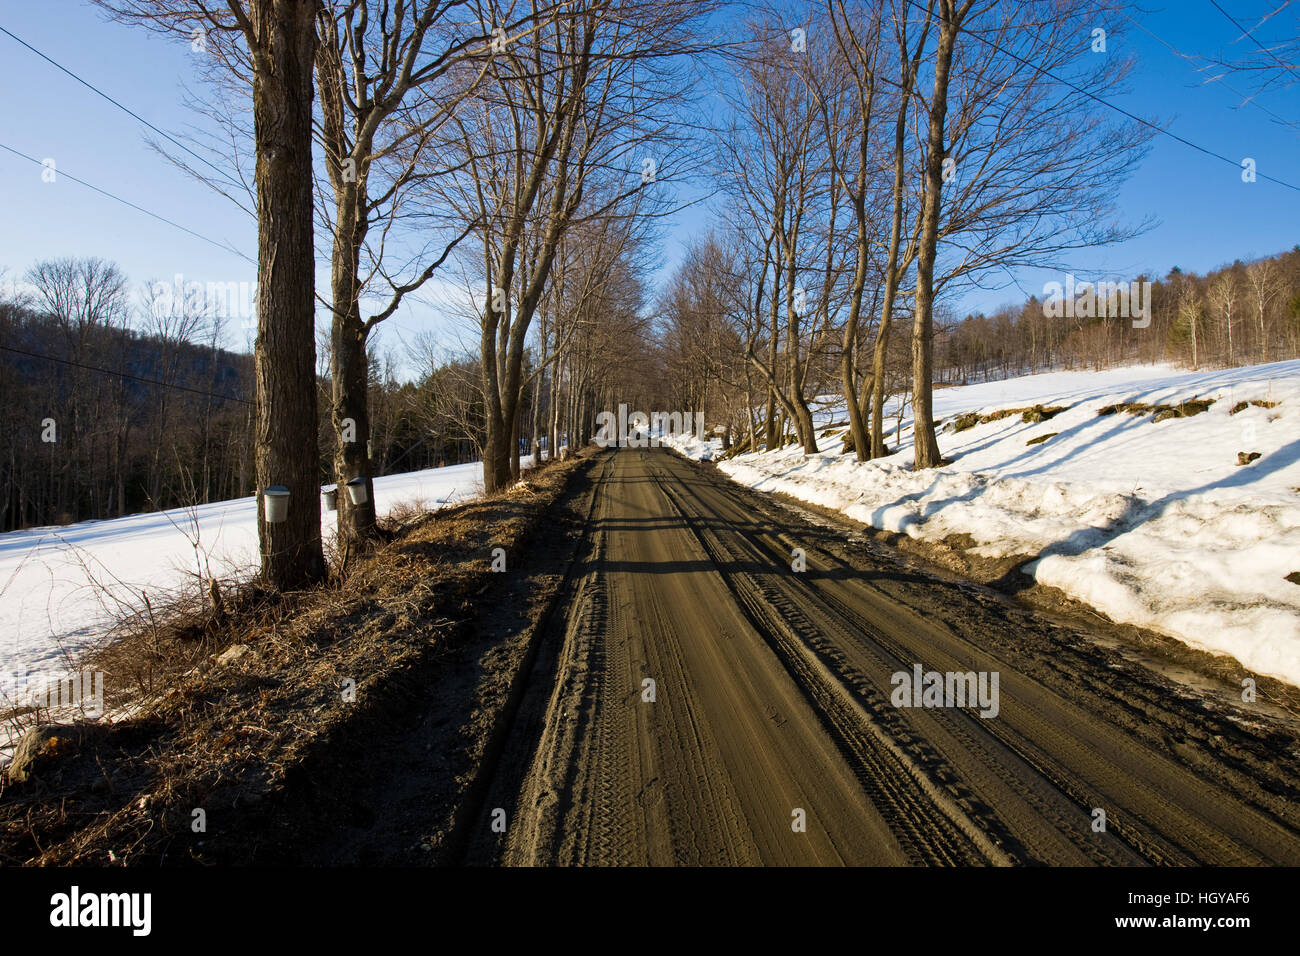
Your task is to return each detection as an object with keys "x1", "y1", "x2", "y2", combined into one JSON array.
[
  {"x1": 93, "y1": 0, "x2": 713, "y2": 589},
  {"x1": 661, "y1": 0, "x2": 1155, "y2": 464}
]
